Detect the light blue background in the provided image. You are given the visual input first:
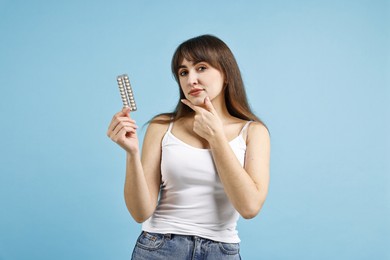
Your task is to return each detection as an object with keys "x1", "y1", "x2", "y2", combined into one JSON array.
[{"x1": 0, "y1": 0, "x2": 388, "y2": 259}]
